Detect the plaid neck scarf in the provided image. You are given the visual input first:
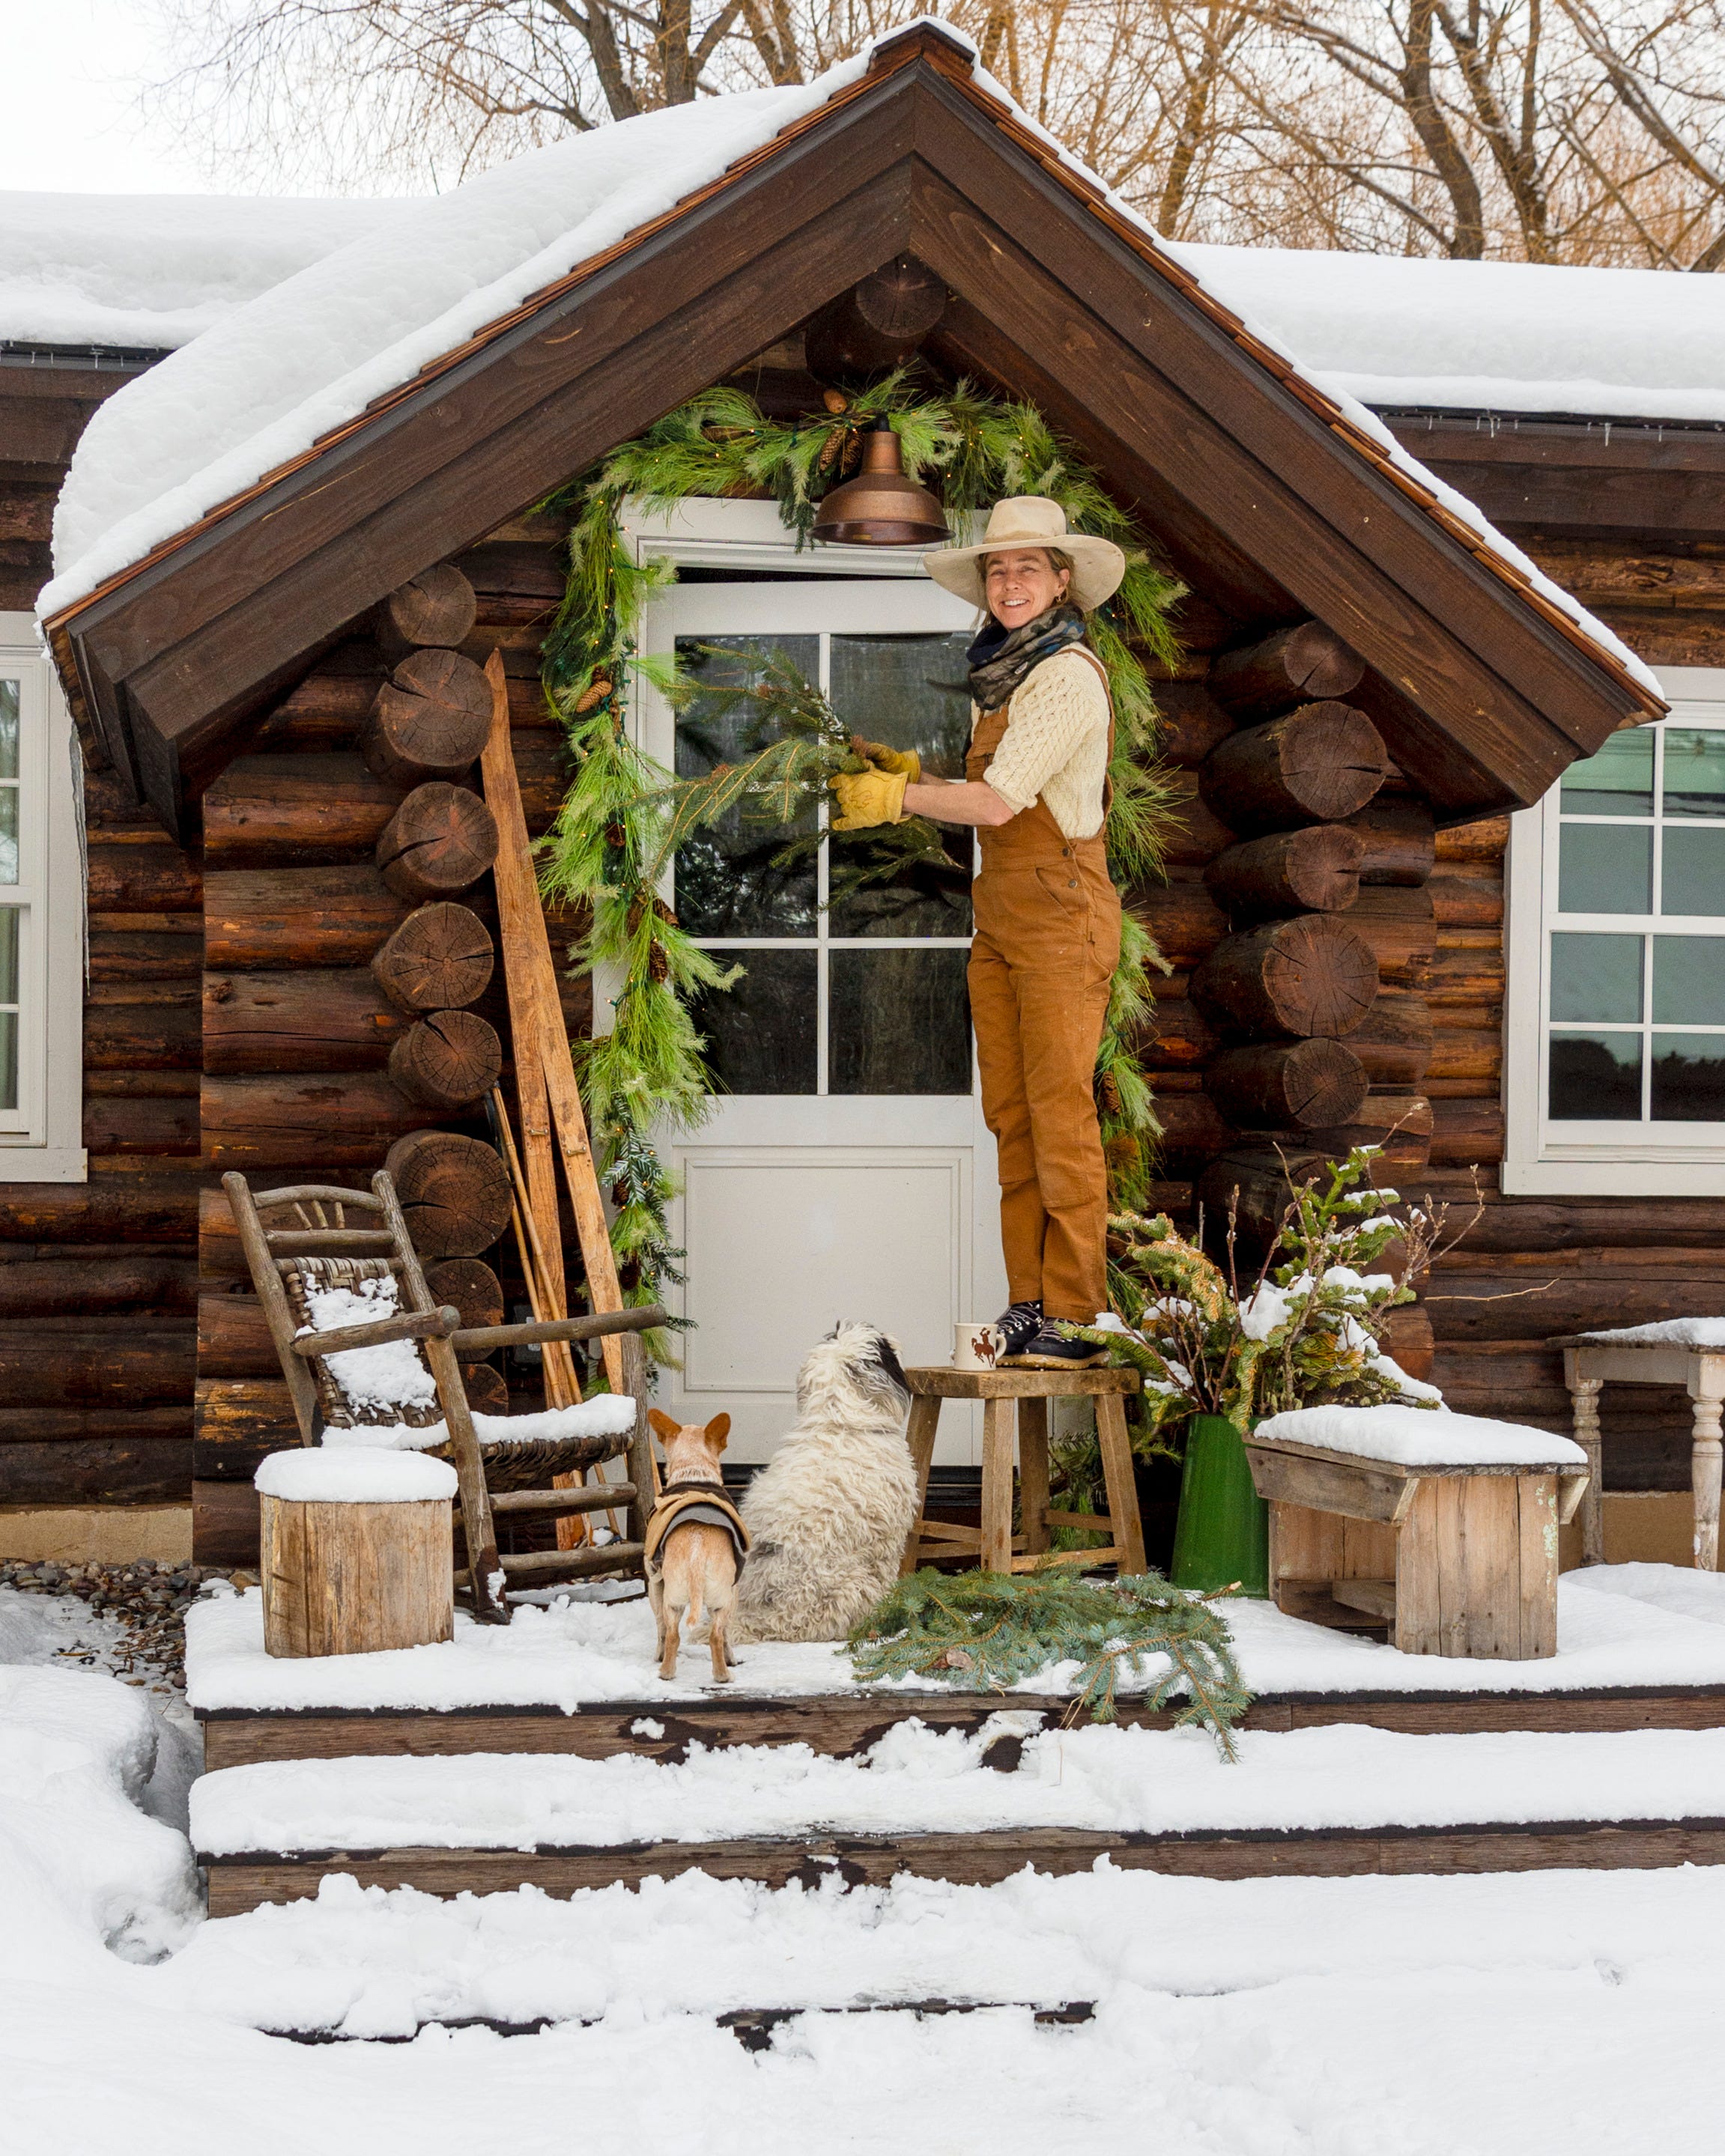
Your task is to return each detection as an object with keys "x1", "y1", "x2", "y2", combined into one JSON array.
[{"x1": 966, "y1": 601, "x2": 1089, "y2": 711}]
